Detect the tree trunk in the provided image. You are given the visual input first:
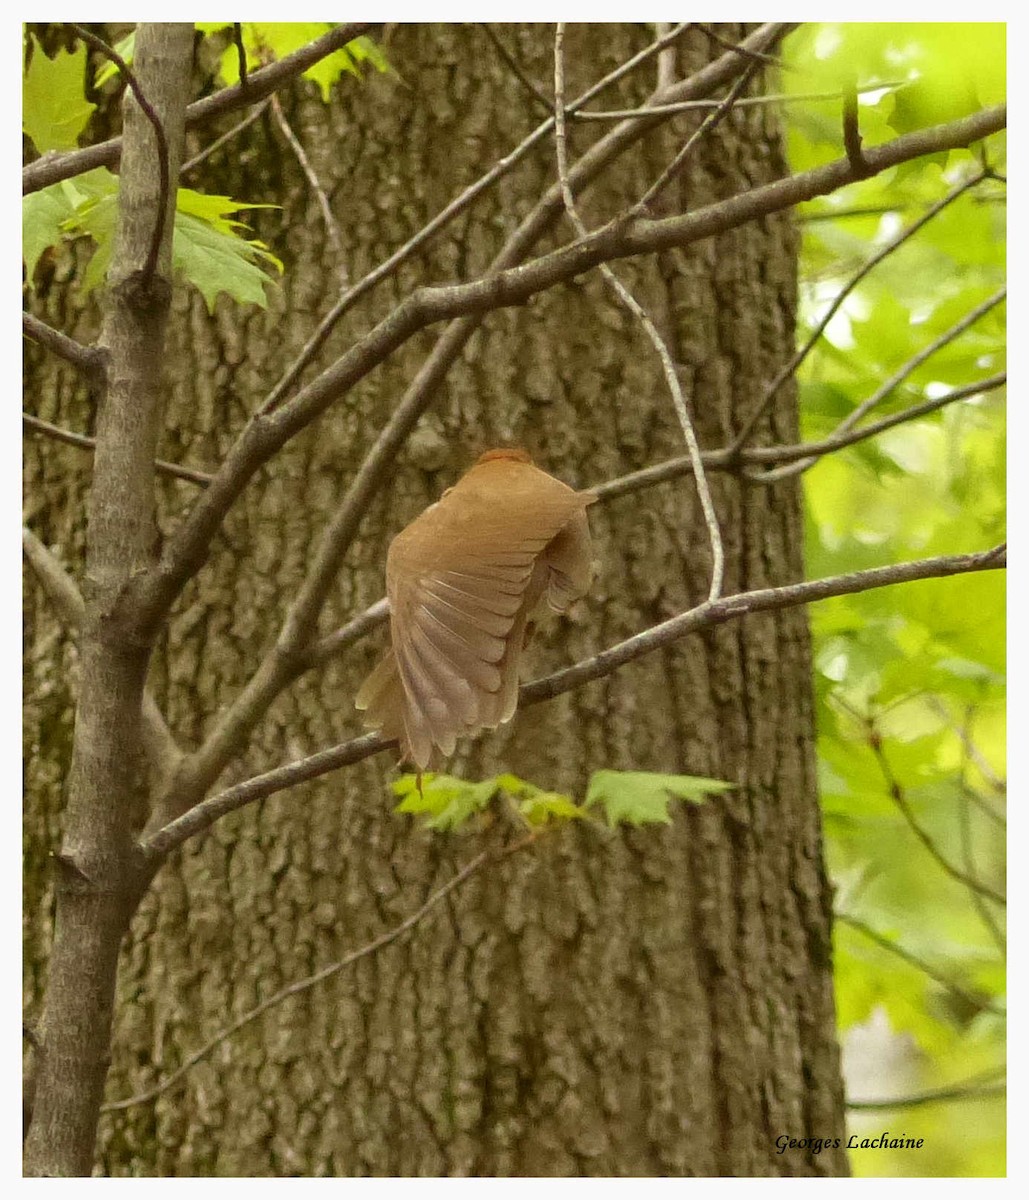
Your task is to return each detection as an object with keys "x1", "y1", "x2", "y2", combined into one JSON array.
[{"x1": 24, "y1": 23, "x2": 849, "y2": 1176}]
